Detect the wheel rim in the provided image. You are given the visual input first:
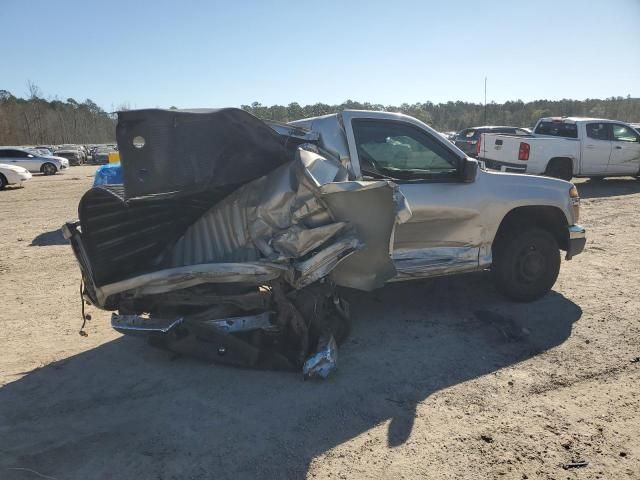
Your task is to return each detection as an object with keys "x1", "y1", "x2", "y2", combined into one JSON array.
[
  {"x1": 516, "y1": 244, "x2": 545, "y2": 283},
  {"x1": 44, "y1": 164, "x2": 54, "y2": 175}
]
